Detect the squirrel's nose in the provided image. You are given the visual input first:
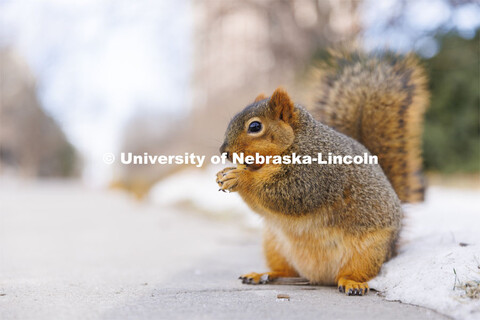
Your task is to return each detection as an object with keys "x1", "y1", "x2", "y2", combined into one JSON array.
[
  {"x1": 220, "y1": 142, "x2": 230, "y2": 160},
  {"x1": 219, "y1": 142, "x2": 227, "y2": 154}
]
